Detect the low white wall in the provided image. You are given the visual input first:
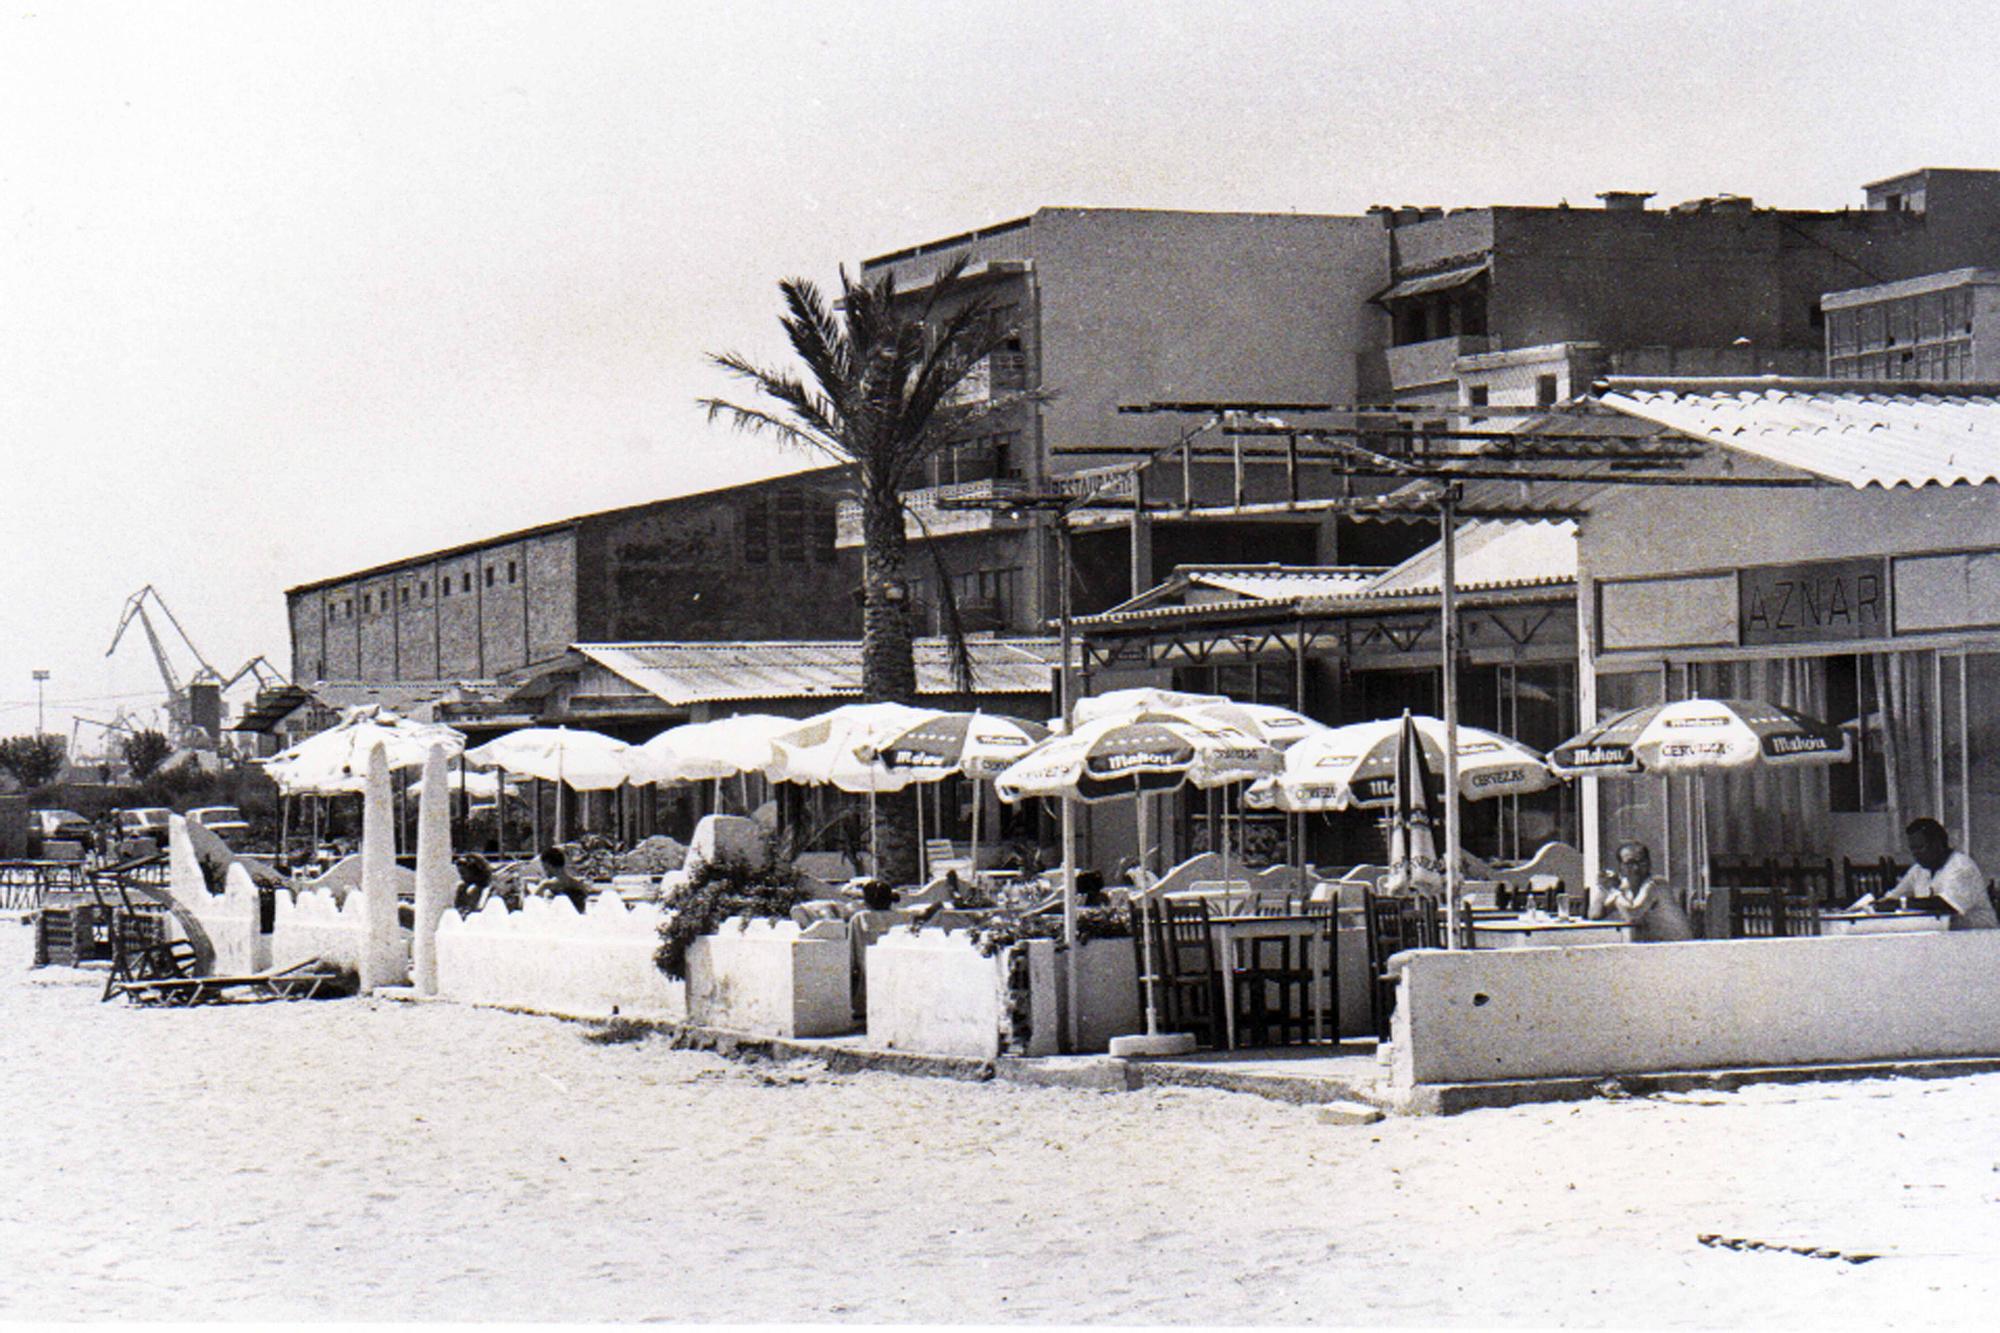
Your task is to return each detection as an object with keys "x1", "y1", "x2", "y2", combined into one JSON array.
[
  {"x1": 165, "y1": 819, "x2": 264, "y2": 974},
  {"x1": 867, "y1": 929, "x2": 1058, "y2": 1060},
  {"x1": 271, "y1": 887, "x2": 404, "y2": 975},
  {"x1": 685, "y1": 917, "x2": 853, "y2": 1039},
  {"x1": 434, "y1": 895, "x2": 685, "y2": 1021},
  {"x1": 1070, "y1": 938, "x2": 1143, "y2": 1053},
  {"x1": 1391, "y1": 932, "x2": 2000, "y2": 1088}
]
